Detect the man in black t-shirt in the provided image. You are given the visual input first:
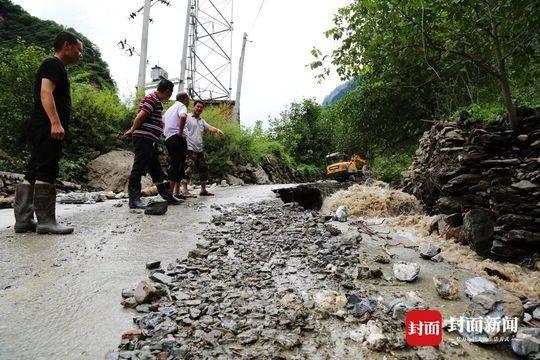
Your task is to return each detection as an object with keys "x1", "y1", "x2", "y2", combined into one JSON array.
[{"x1": 13, "y1": 32, "x2": 82, "y2": 235}]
